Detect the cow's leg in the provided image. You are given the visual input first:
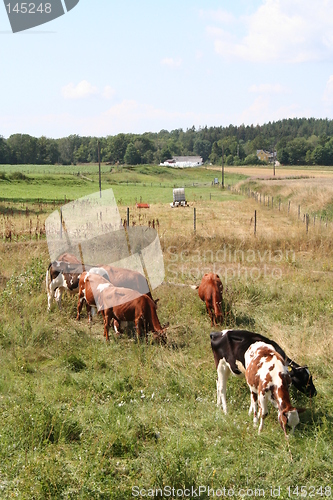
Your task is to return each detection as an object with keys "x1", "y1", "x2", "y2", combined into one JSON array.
[
  {"x1": 86, "y1": 303, "x2": 92, "y2": 323},
  {"x1": 249, "y1": 391, "x2": 258, "y2": 426},
  {"x1": 47, "y1": 288, "x2": 53, "y2": 311},
  {"x1": 113, "y1": 318, "x2": 120, "y2": 336},
  {"x1": 135, "y1": 316, "x2": 144, "y2": 343},
  {"x1": 258, "y1": 393, "x2": 268, "y2": 434},
  {"x1": 216, "y1": 359, "x2": 231, "y2": 414},
  {"x1": 54, "y1": 288, "x2": 62, "y2": 310},
  {"x1": 101, "y1": 310, "x2": 110, "y2": 341},
  {"x1": 76, "y1": 292, "x2": 85, "y2": 320},
  {"x1": 48, "y1": 275, "x2": 64, "y2": 311}
]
